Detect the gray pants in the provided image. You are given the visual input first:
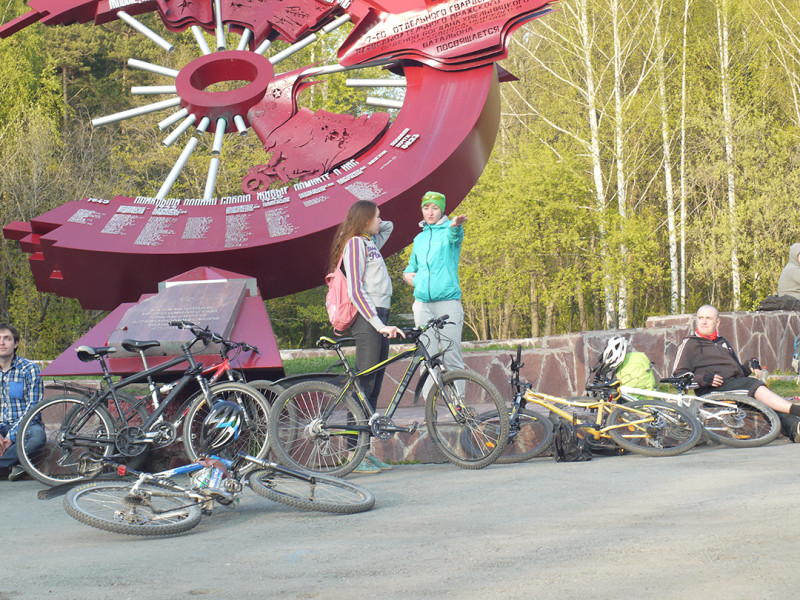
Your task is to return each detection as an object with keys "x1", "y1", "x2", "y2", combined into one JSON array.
[
  {"x1": 413, "y1": 299, "x2": 465, "y2": 397},
  {"x1": 350, "y1": 307, "x2": 390, "y2": 413}
]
